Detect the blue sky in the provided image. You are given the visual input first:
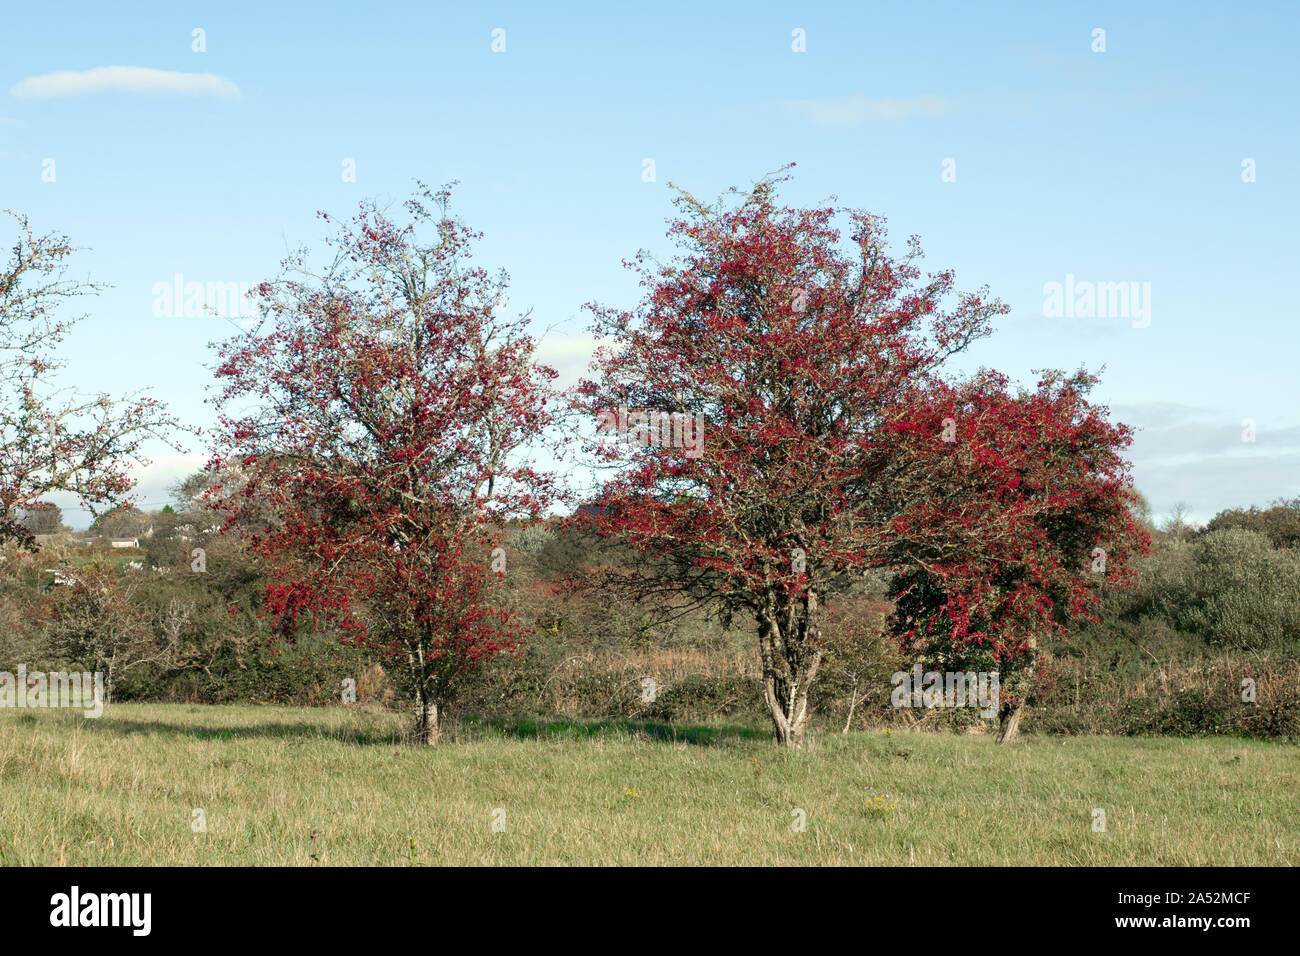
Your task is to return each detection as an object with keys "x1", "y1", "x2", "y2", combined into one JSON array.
[{"x1": 2, "y1": 0, "x2": 1296, "y2": 527}]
